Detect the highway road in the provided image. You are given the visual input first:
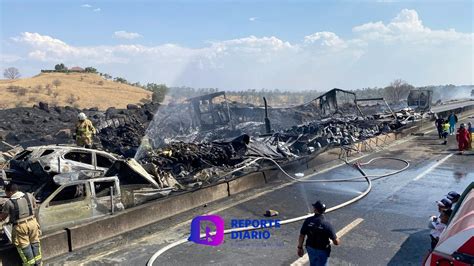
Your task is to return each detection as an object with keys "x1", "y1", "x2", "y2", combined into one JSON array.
[
  {"x1": 431, "y1": 99, "x2": 474, "y2": 113},
  {"x1": 47, "y1": 116, "x2": 474, "y2": 266}
]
